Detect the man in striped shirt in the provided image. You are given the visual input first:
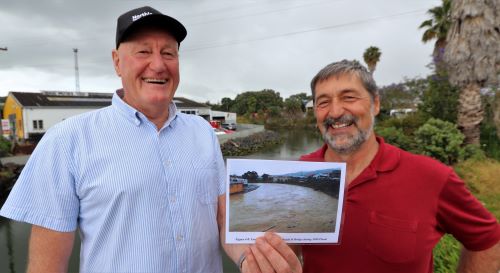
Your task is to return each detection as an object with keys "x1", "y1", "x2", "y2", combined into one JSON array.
[{"x1": 0, "y1": 6, "x2": 302, "y2": 273}]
